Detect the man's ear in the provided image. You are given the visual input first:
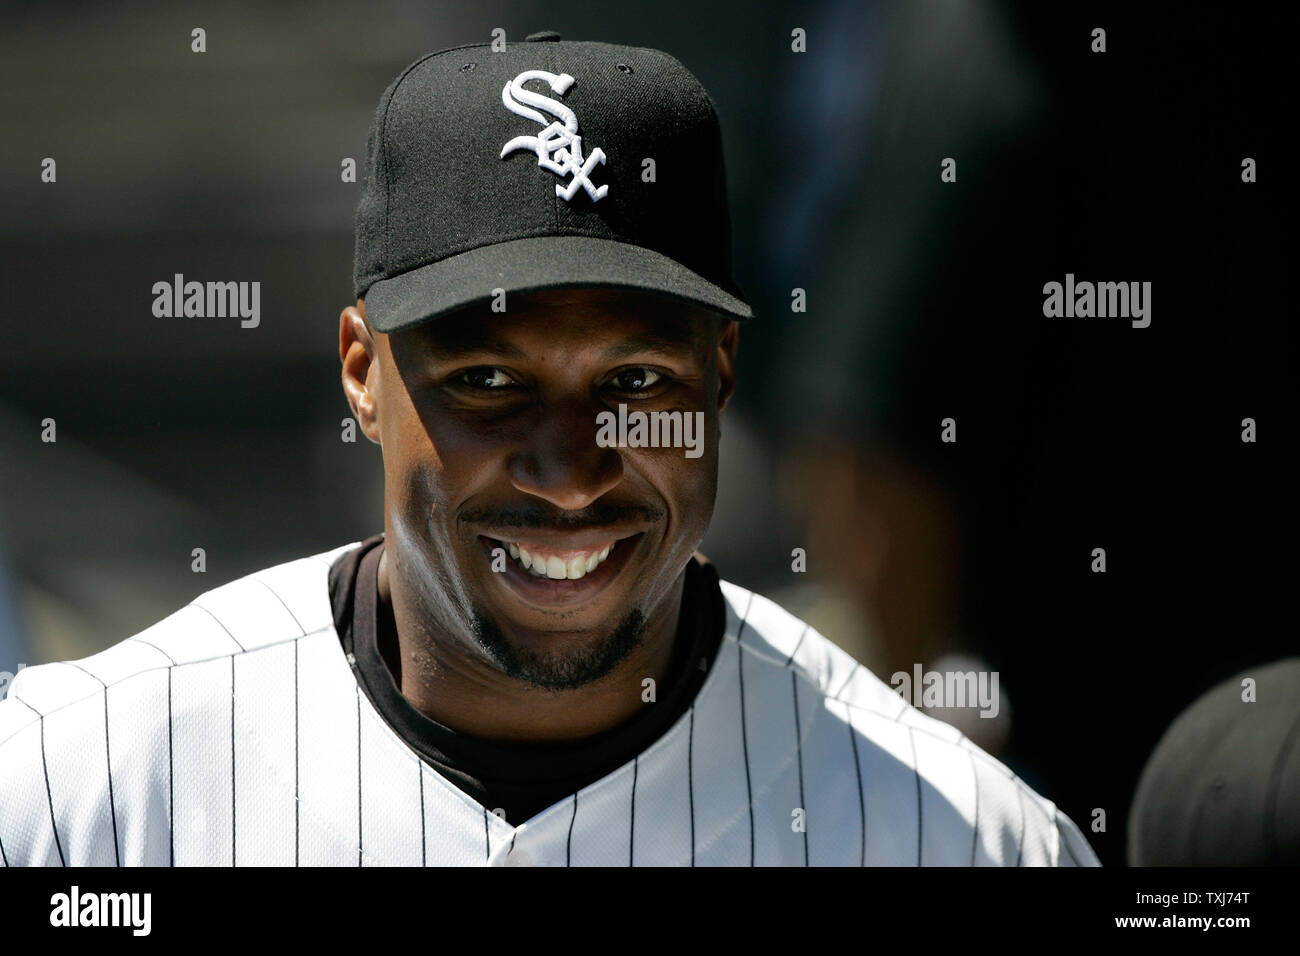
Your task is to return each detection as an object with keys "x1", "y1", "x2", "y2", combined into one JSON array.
[
  {"x1": 339, "y1": 299, "x2": 383, "y2": 445},
  {"x1": 715, "y1": 318, "x2": 739, "y2": 415}
]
